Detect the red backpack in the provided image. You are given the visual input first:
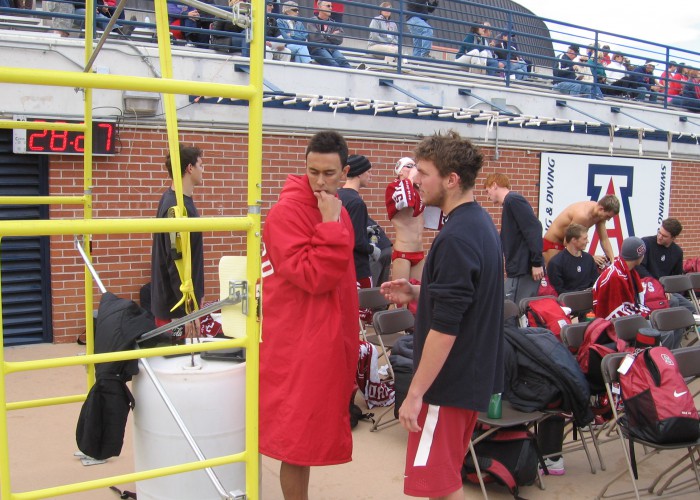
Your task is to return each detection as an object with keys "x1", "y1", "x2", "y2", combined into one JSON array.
[
  {"x1": 640, "y1": 277, "x2": 669, "y2": 312},
  {"x1": 525, "y1": 297, "x2": 570, "y2": 340},
  {"x1": 536, "y1": 275, "x2": 558, "y2": 297},
  {"x1": 577, "y1": 318, "x2": 627, "y2": 393},
  {"x1": 620, "y1": 347, "x2": 699, "y2": 444}
]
